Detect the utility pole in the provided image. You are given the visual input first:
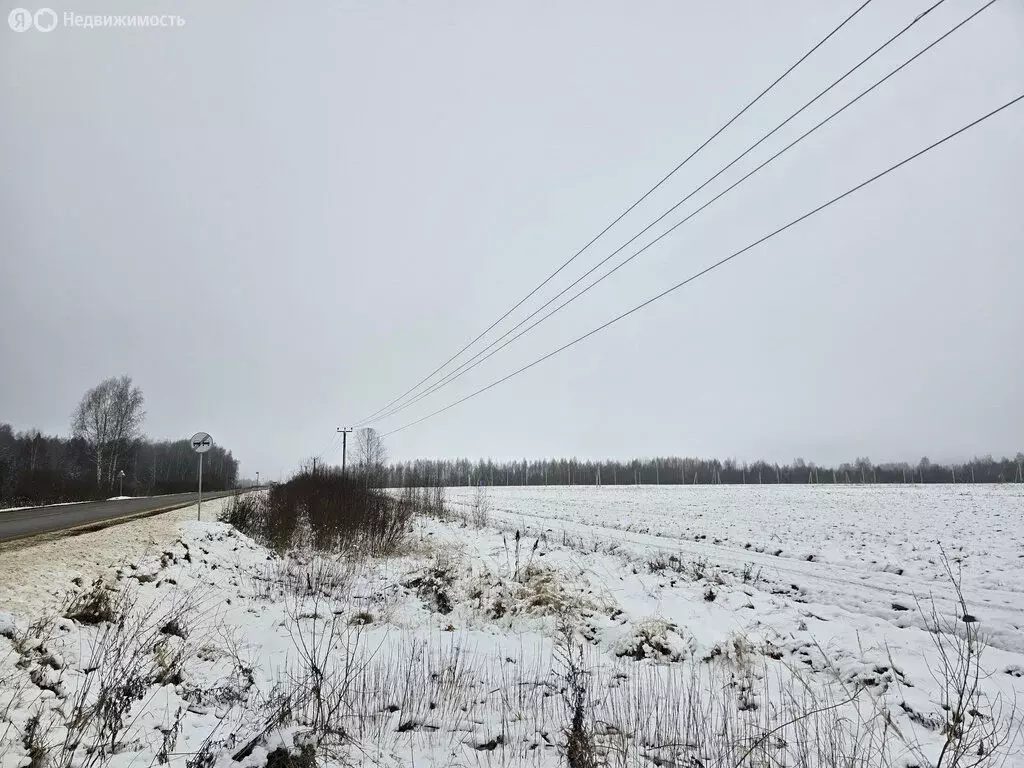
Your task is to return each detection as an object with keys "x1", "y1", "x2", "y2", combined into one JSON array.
[{"x1": 337, "y1": 427, "x2": 353, "y2": 475}]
